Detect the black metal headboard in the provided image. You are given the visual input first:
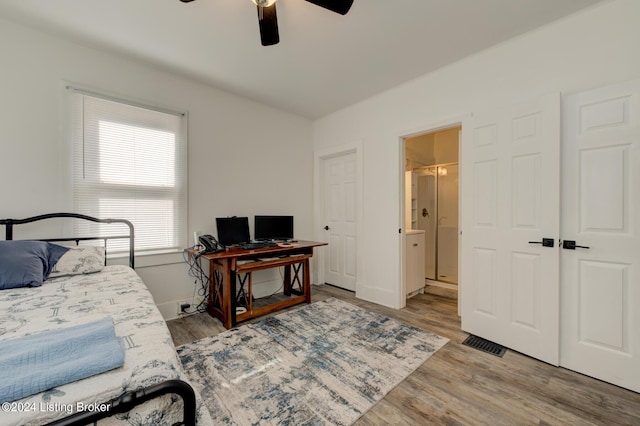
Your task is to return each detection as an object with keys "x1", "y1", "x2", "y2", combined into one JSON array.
[{"x1": 0, "y1": 213, "x2": 135, "y2": 269}]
